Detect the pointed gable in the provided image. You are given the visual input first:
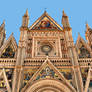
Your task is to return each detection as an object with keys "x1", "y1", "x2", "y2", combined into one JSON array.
[
  {"x1": 0, "y1": 33, "x2": 18, "y2": 58},
  {"x1": 21, "y1": 57, "x2": 76, "y2": 92},
  {"x1": 29, "y1": 11, "x2": 63, "y2": 30},
  {"x1": 76, "y1": 34, "x2": 91, "y2": 58}
]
